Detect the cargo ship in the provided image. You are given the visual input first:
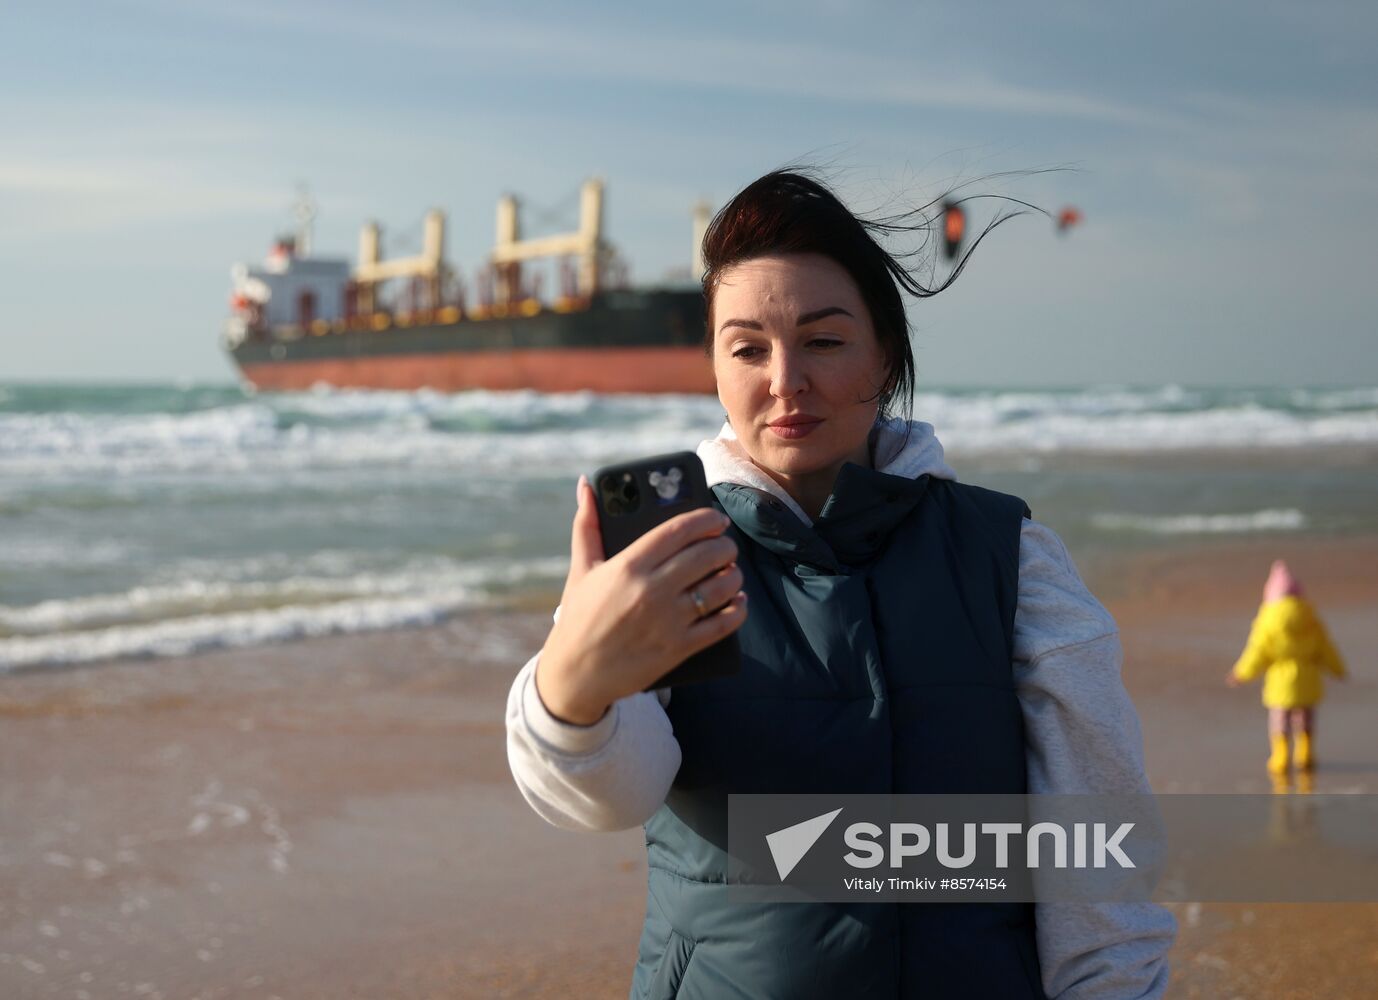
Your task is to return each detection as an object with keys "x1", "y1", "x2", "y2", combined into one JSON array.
[{"x1": 222, "y1": 180, "x2": 715, "y2": 393}]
